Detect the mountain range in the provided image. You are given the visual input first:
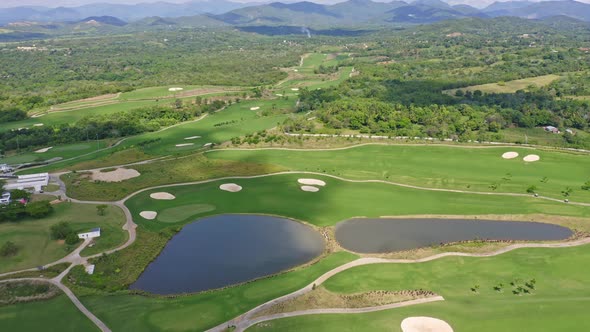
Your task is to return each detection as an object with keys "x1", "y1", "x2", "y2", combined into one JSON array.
[{"x1": 2, "y1": 0, "x2": 590, "y2": 29}]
